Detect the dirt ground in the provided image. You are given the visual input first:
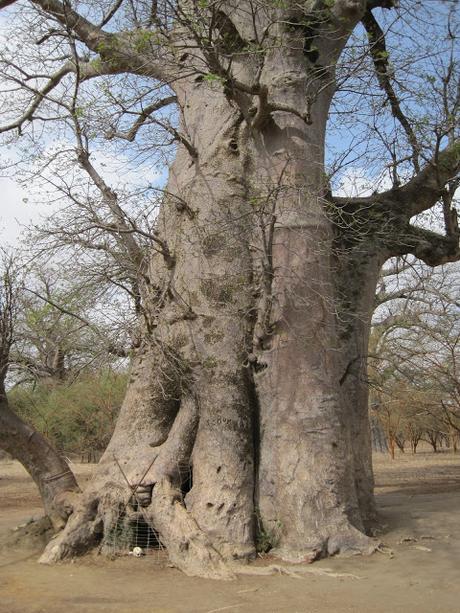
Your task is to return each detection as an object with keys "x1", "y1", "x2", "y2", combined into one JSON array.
[{"x1": 1, "y1": 448, "x2": 460, "y2": 613}]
